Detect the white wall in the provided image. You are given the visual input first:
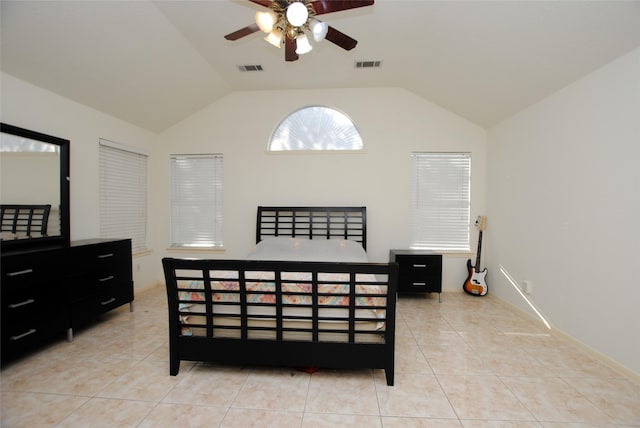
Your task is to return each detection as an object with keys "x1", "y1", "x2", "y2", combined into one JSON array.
[
  {"x1": 154, "y1": 87, "x2": 486, "y2": 289},
  {"x1": 1, "y1": 72, "x2": 158, "y2": 290},
  {"x1": 486, "y1": 48, "x2": 640, "y2": 375}
]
